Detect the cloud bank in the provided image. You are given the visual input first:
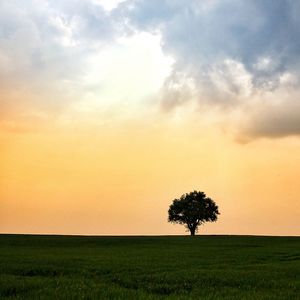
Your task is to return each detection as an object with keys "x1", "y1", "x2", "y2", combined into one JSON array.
[
  {"x1": 1, "y1": 0, "x2": 300, "y2": 139},
  {"x1": 123, "y1": 0, "x2": 300, "y2": 139}
]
